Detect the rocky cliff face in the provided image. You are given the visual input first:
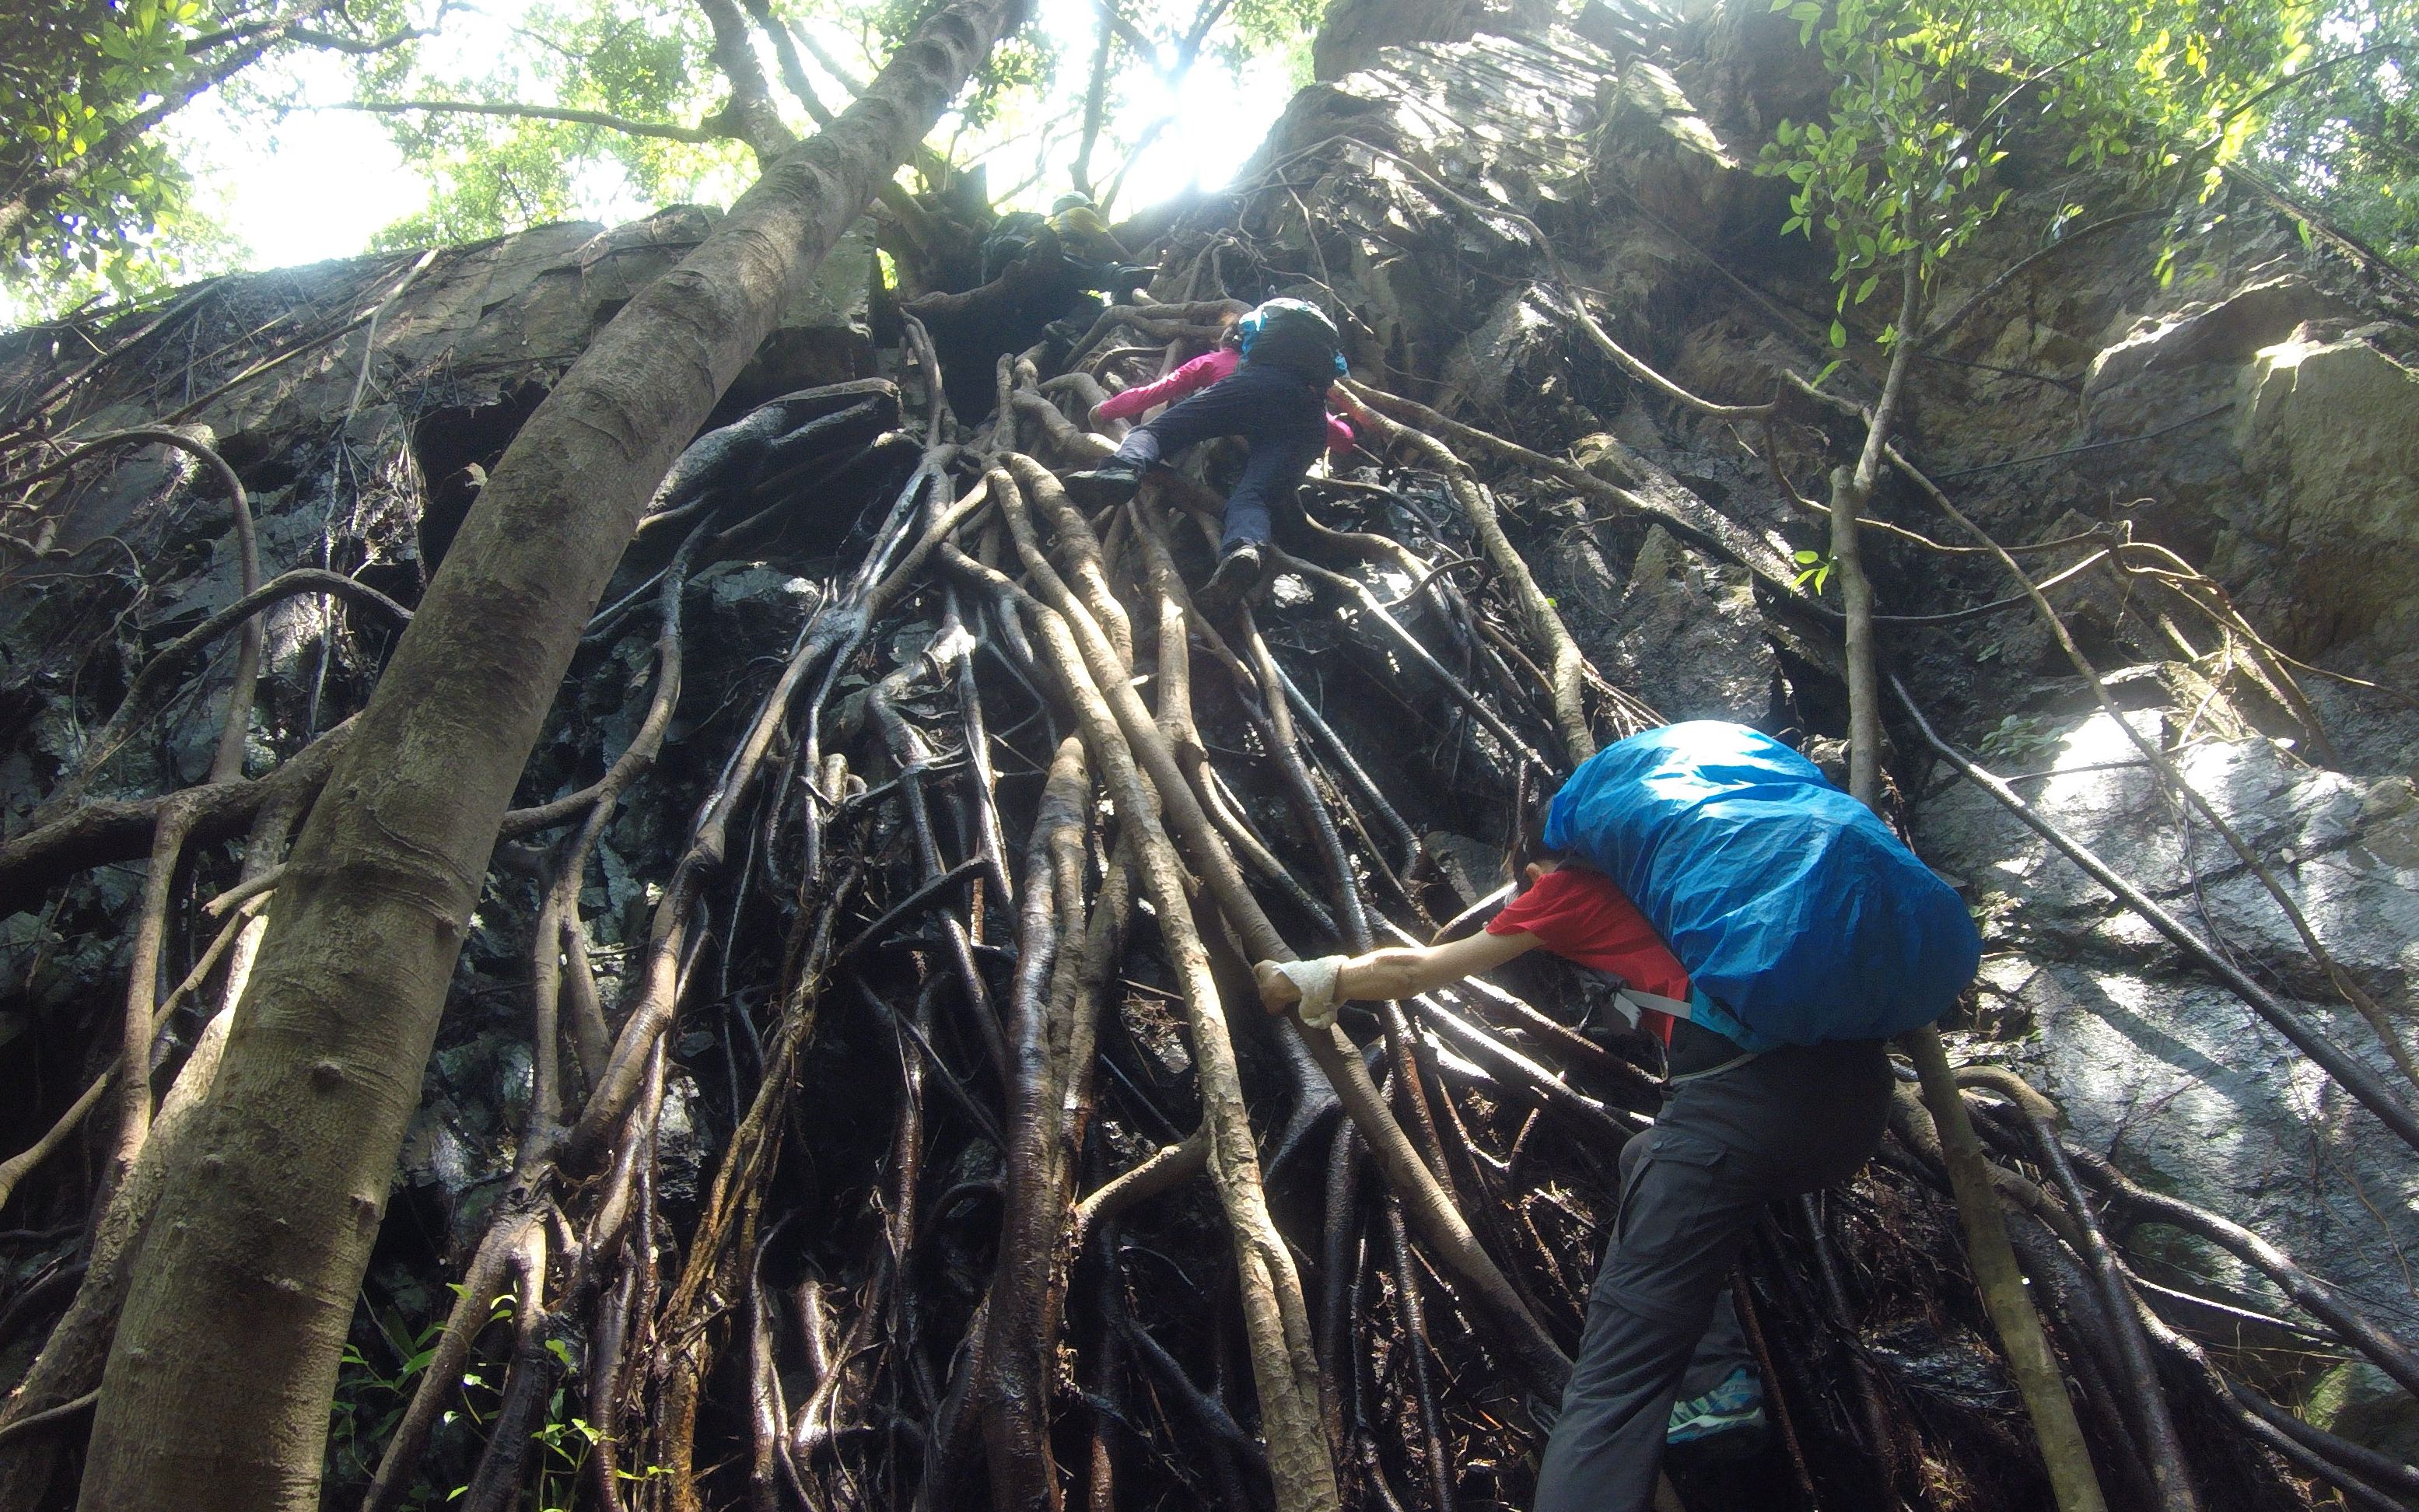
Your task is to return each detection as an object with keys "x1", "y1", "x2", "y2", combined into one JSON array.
[{"x1": 3, "y1": 0, "x2": 2416, "y2": 1502}]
